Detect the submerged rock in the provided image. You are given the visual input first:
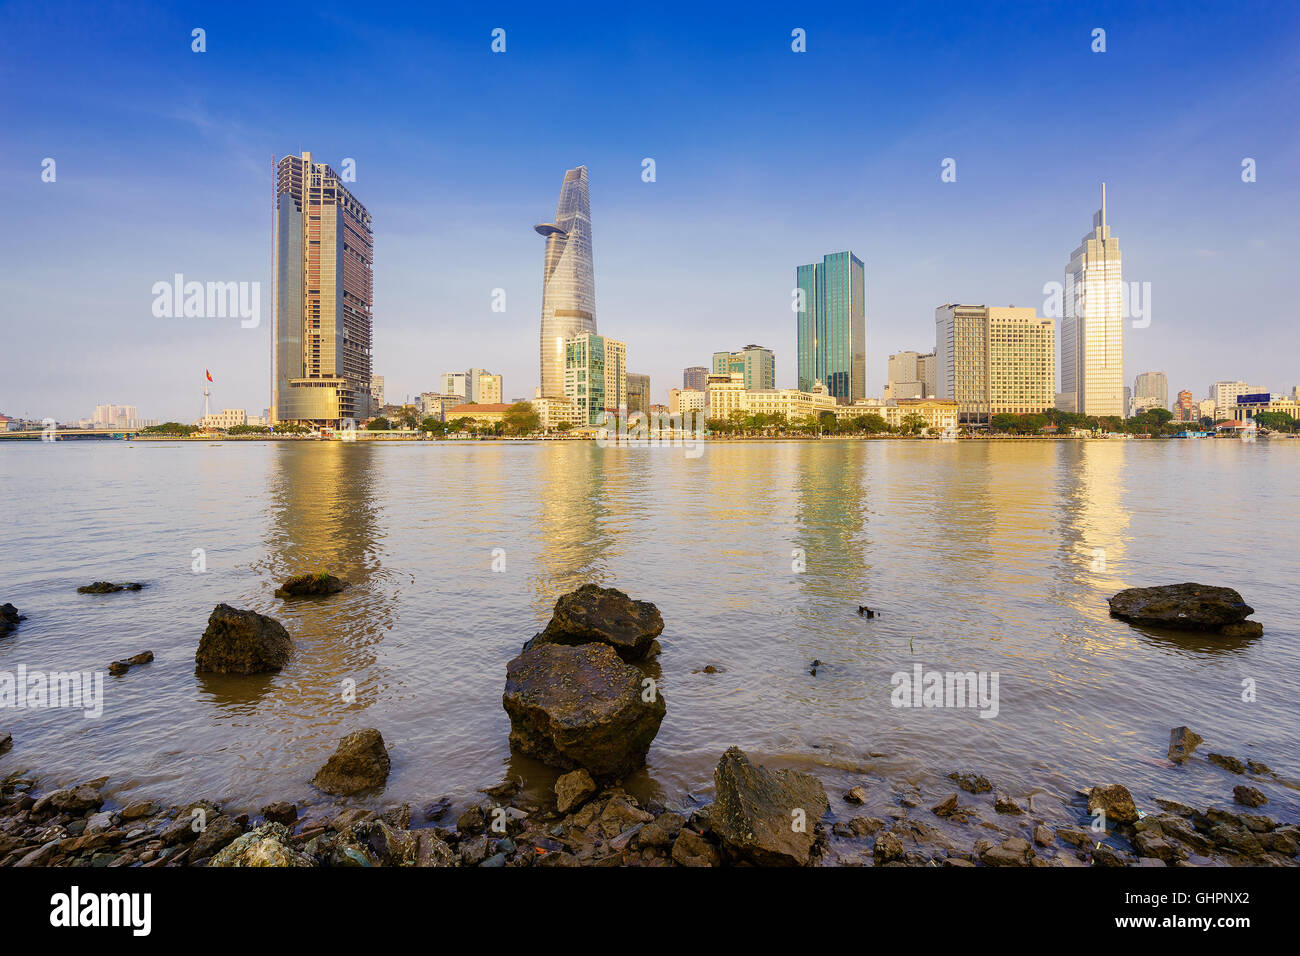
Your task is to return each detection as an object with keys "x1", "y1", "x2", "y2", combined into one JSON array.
[
  {"x1": 195, "y1": 603, "x2": 292, "y2": 674},
  {"x1": 311, "y1": 728, "x2": 391, "y2": 796},
  {"x1": 710, "y1": 746, "x2": 829, "y2": 866},
  {"x1": 107, "y1": 651, "x2": 154, "y2": 677},
  {"x1": 555, "y1": 769, "x2": 596, "y2": 813},
  {"x1": 524, "y1": 584, "x2": 663, "y2": 661},
  {"x1": 0, "y1": 731, "x2": 11, "y2": 754},
  {"x1": 274, "y1": 572, "x2": 348, "y2": 599},
  {"x1": 1108, "y1": 583, "x2": 1261, "y2": 635},
  {"x1": 1234, "y1": 786, "x2": 1268, "y2": 808},
  {"x1": 948, "y1": 771, "x2": 992, "y2": 794},
  {"x1": 260, "y1": 801, "x2": 297, "y2": 826},
  {"x1": 76, "y1": 582, "x2": 144, "y2": 594},
  {"x1": 1208, "y1": 753, "x2": 1247, "y2": 774},
  {"x1": 502, "y1": 643, "x2": 665, "y2": 778},
  {"x1": 1, "y1": 603, "x2": 25, "y2": 637},
  {"x1": 1168, "y1": 726, "x2": 1203, "y2": 764}
]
